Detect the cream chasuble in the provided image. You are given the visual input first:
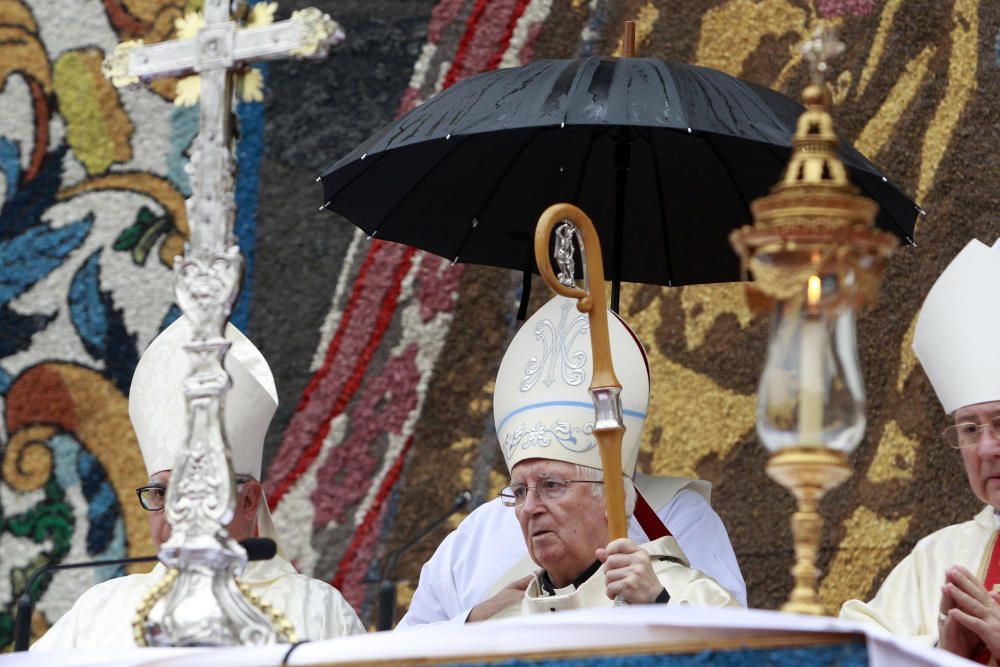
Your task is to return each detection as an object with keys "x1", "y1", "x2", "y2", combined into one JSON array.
[
  {"x1": 491, "y1": 535, "x2": 740, "y2": 619},
  {"x1": 31, "y1": 555, "x2": 364, "y2": 650},
  {"x1": 840, "y1": 505, "x2": 998, "y2": 646}
]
